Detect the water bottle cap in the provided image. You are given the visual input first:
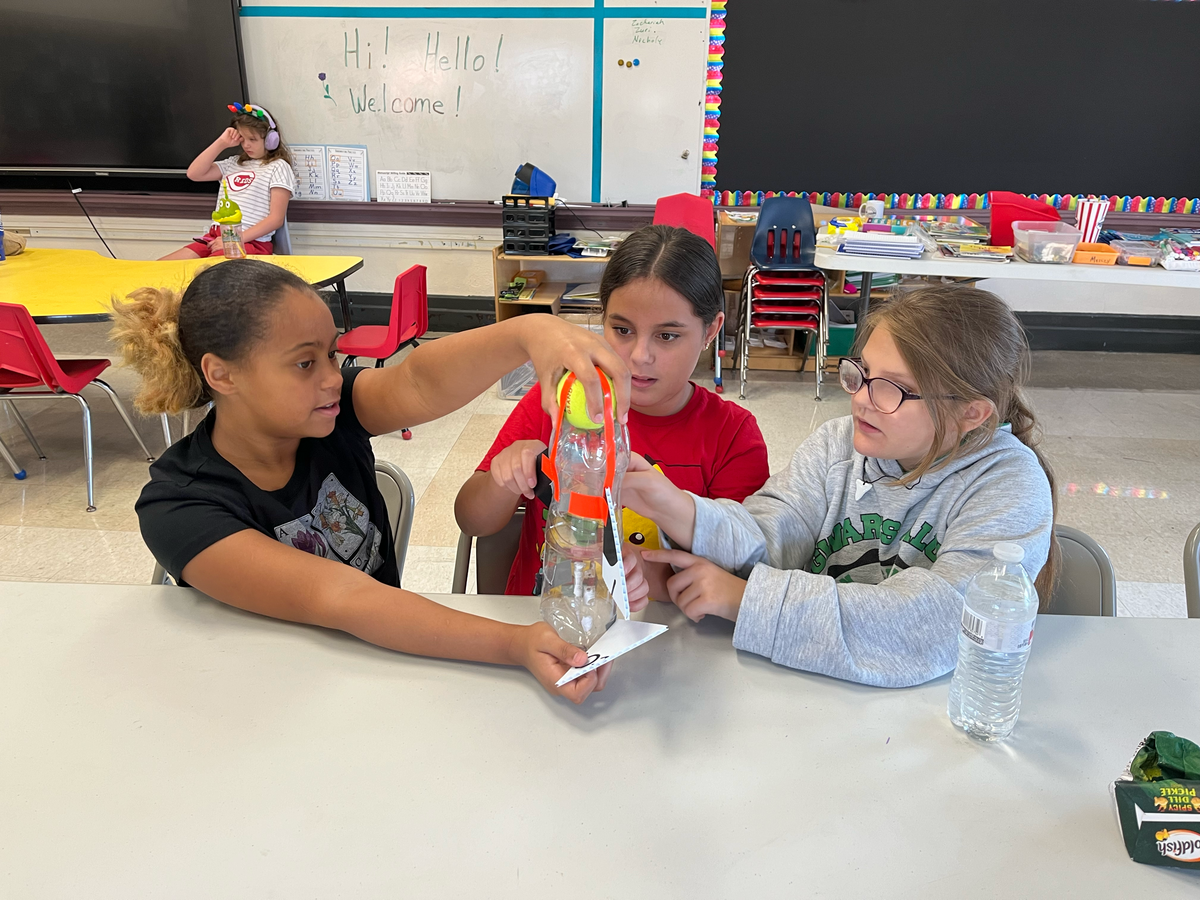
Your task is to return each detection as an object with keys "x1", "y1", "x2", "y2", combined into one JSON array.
[{"x1": 992, "y1": 542, "x2": 1025, "y2": 564}]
